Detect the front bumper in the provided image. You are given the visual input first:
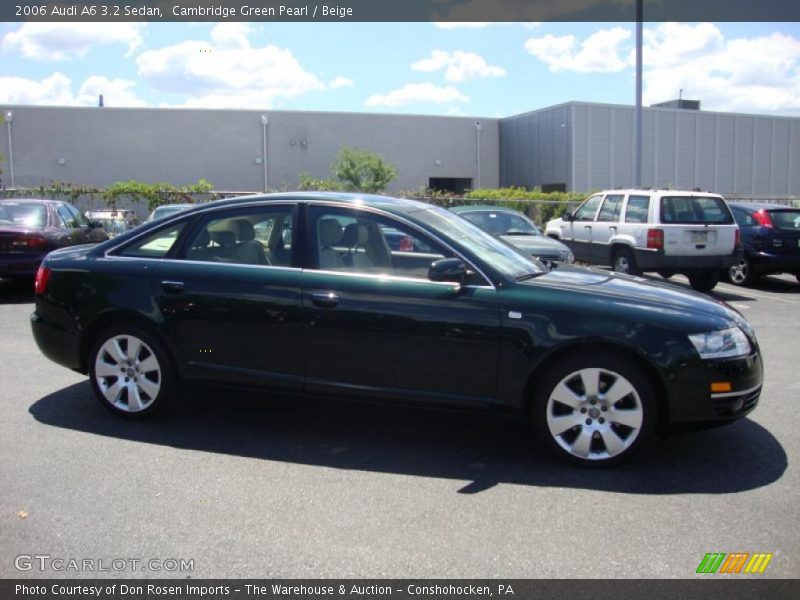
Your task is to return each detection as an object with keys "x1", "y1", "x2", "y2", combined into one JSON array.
[
  {"x1": 634, "y1": 248, "x2": 743, "y2": 272},
  {"x1": 666, "y1": 350, "x2": 763, "y2": 428}
]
